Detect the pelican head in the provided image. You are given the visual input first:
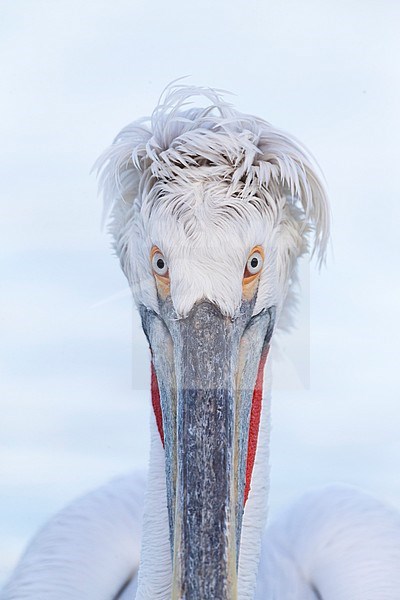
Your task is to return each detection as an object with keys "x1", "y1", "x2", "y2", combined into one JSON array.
[{"x1": 97, "y1": 84, "x2": 329, "y2": 599}]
